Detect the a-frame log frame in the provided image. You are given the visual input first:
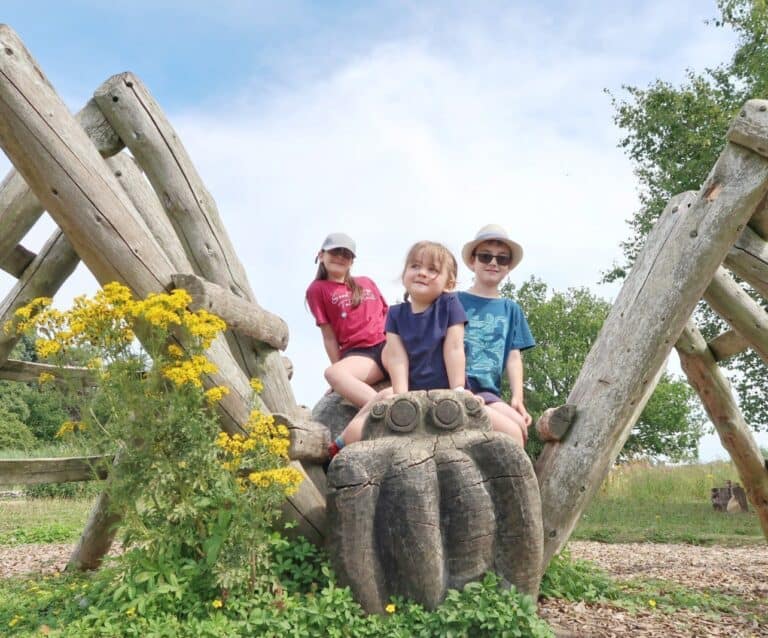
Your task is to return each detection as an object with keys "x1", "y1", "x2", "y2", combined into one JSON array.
[
  {"x1": 537, "y1": 104, "x2": 768, "y2": 566},
  {"x1": 0, "y1": 25, "x2": 325, "y2": 568}
]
